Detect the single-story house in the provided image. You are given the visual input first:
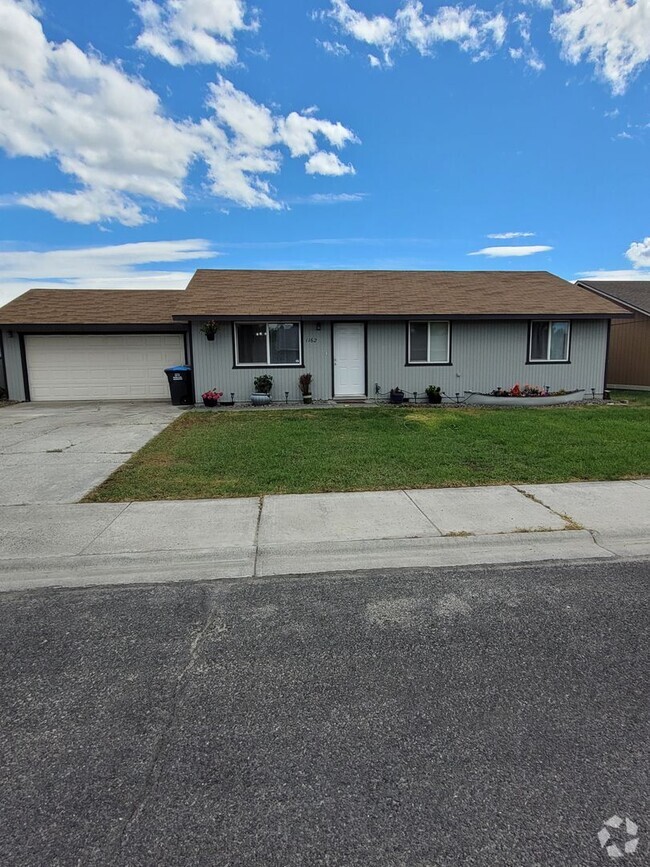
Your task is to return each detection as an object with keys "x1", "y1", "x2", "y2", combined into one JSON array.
[
  {"x1": 0, "y1": 270, "x2": 630, "y2": 403},
  {"x1": 576, "y1": 280, "x2": 650, "y2": 390}
]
